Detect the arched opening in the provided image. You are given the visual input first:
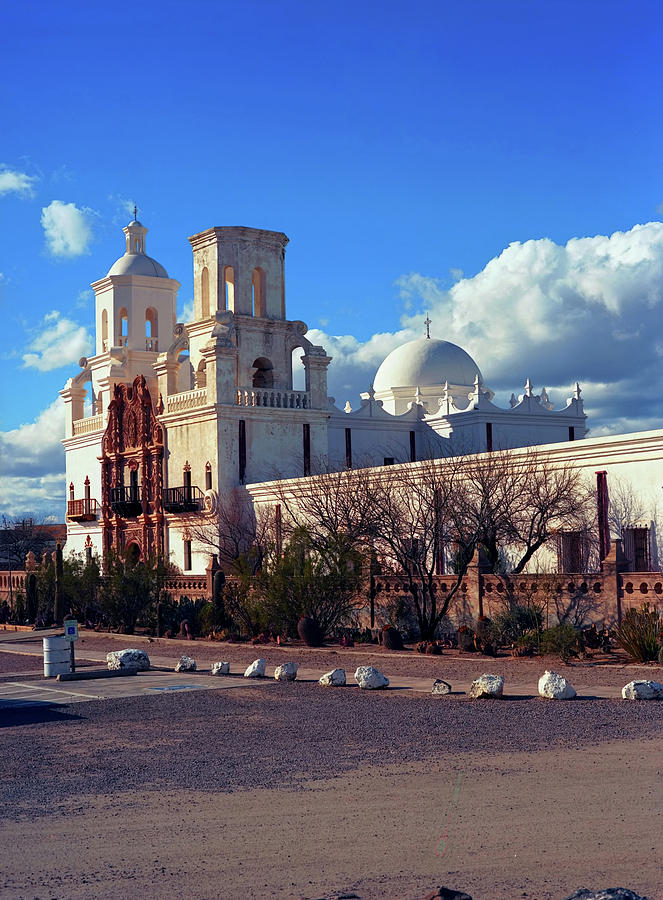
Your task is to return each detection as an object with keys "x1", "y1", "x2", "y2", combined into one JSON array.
[
  {"x1": 223, "y1": 265, "x2": 235, "y2": 312},
  {"x1": 101, "y1": 309, "x2": 108, "y2": 350},
  {"x1": 252, "y1": 357, "x2": 274, "y2": 389},
  {"x1": 201, "y1": 266, "x2": 210, "y2": 318},
  {"x1": 291, "y1": 346, "x2": 306, "y2": 391},
  {"x1": 119, "y1": 307, "x2": 128, "y2": 346},
  {"x1": 126, "y1": 542, "x2": 141, "y2": 567},
  {"x1": 145, "y1": 308, "x2": 158, "y2": 351},
  {"x1": 252, "y1": 267, "x2": 266, "y2": 317}
]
